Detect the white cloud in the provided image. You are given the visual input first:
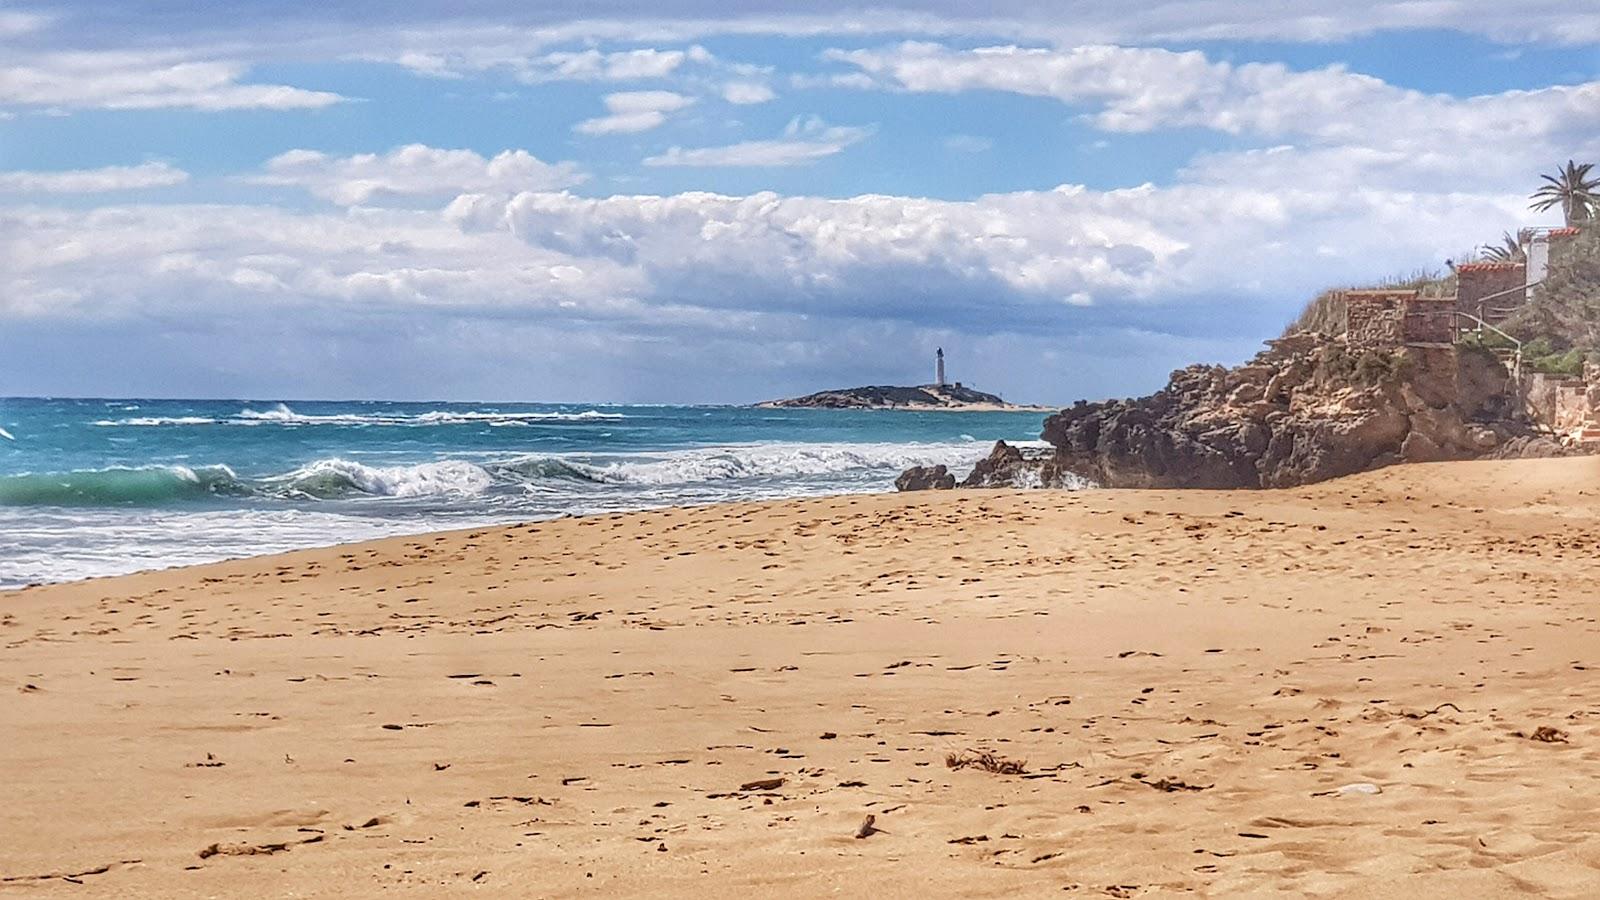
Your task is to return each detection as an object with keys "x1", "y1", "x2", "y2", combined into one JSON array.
[
  {"x1": 0, "y1": 171, "x2": 1553, "y2": 399},
  {"x1": 825, "y1": 41, "x2": 1600, "y2": 200},
  {"x1": 943, "y1": 134, "x2": 992, "y2": 153},
  {"x1": 7, "y1": 5, "x2": 1600, "y2": 401},
  {"x1": 574, "y1": 90, "x2": 695, "y2": 135},
  {"x1": 644, "y1": 115, "x2": 872, "y2": 167},
  {"x1": 322, "y1": 5, "x2": 1600, "y2": 75},
  {"x1": 533, "y1": 46, "x2": 701, "y2": 82},
  {"x1": 830, "y1": 42, "x2": 1600, "y2": 151},
  {"x1": 0, "y1": 161, "x2": 188, "y2": 193},
  {"x1": 0, "y1": 10, "x2": 51, "y2": 37},
  {"x1": 448, "y1": 183, "x2": 1538, "y2": 315},
  {"x1": 721, "y1": 81, "x2": 776, "y2": 104},
  {"x1": 250, "y1": 144, "x2": 587, "y2": 205},
  {"x1": 0, "y1": 51, "x2": 346, "y2": 111},
  {"x1": 381, "y1": 42, "x2": 719, "y2": 84},
  {"x1": 3, "y1": 174, "x2": 1535, "y2": 327}
]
